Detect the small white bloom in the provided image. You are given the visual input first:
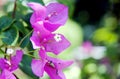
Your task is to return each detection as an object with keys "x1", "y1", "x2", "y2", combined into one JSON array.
[
  {"x1": 6, "y1": 48, "x2": 14, "y2": 55},
  {"x1": 54, "y1": 34, "x2": 62, "y2": 42}
]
